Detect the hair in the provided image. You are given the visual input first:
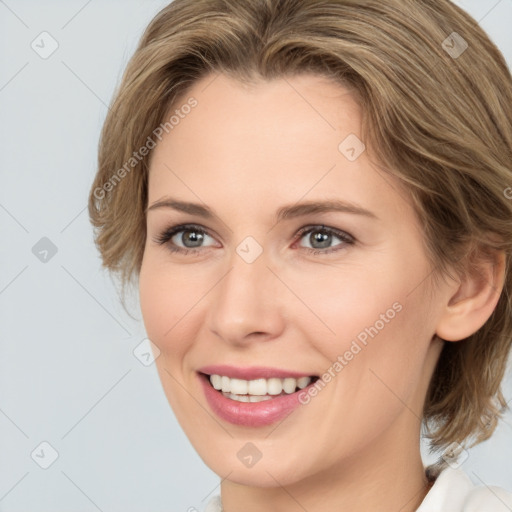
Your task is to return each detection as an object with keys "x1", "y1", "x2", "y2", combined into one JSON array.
[{"x1": 88, "y1": 0, "x2": 512, "y2": 452}]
